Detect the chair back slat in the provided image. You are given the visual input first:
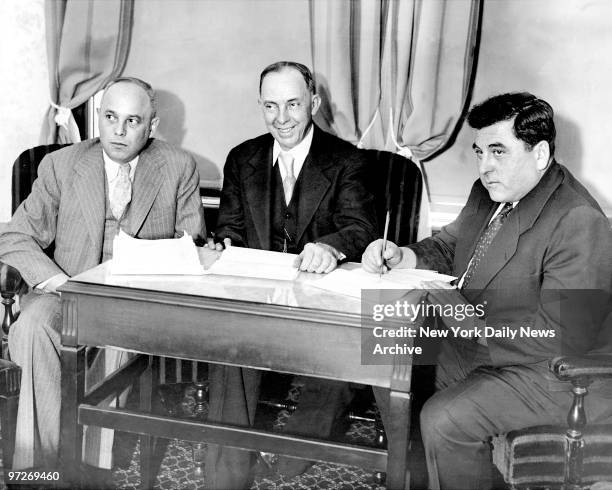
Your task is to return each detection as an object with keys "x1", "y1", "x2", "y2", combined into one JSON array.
[
  {"x1": 12, "y1": 144, "x2": 69, "y2": 213},
  {"x1": 362, "y1": 149, "x2": 423, "y2": 245}
]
